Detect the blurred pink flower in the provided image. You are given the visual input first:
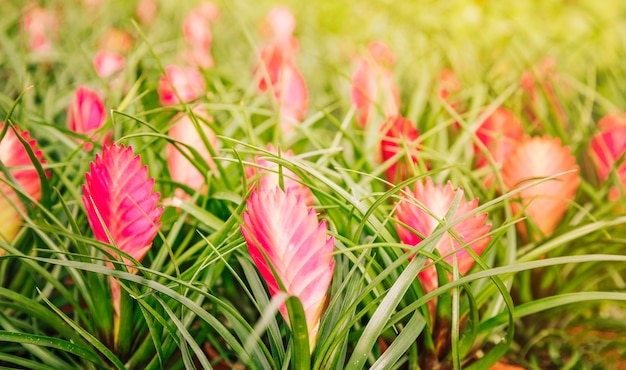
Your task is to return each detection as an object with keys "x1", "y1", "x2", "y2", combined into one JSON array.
[
  {"x1": 437, "y1": 68, "x2": 462, "y2": 108},
  {"x1": 474, "y1": 107, "x2": 524, "y2": 187},
  {"x1": 158, "y1": 65, "x2": 206, "y2": 106},
  {"x1": 181, "y1": 2, "x2": 220, "y2": 69},
  {"x1": 589, "y1": 112, "x2": 626, "y2": 201},
  {"x1": 82, "y1": 143, "x2": 163, "y2": 316},
  {"x1": 67, "y1": 86, "x2": 111, "y2": 151},
  {"x1": 98, "y1": 28, "x2": 133, "y2": 55},
  {"x1": 21, "y1": 3, "x2": 58, "y2": 54},
  {"x1": 520, "y1": 57, "x2": 567, "y2": 129},
  {"x1": 395, "y1": 178, "x2": 491, "y2": 295},
  {"x1": 167, "y1": 107, "x2": 217, "y2": 200},
  {"x1": 93, "y1": 50, "x2": 125, "y2": 79},
  {"x1": 0, "y1": 123, "x2": 46, "y2": 247},
  {"x1": 351, "y1": 41, "x2": 400, "y2": 128},
  {"x1": 501, "y1": 136, "x2": 580, "y2": 240},
  {"x1": 241, "y1": 187, "x2": 334, "y2": 348},
  {"x1": 136, "y1": 0, "x2": 159, "y2": 26},
  {"x1": 245, "y1": 144, "x2": 314, "y2": 207},
  {"x1": 260, "y1": 5, "x2": 297, "y2": 48},
  {"x1": 381, "y1": 116, "x2": 421, "y2": 183}
]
